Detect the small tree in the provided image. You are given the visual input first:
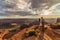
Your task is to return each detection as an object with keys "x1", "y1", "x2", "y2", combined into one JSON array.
[{"x1": 28, "y1": 30, "x2": 36, "y2": 36}]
